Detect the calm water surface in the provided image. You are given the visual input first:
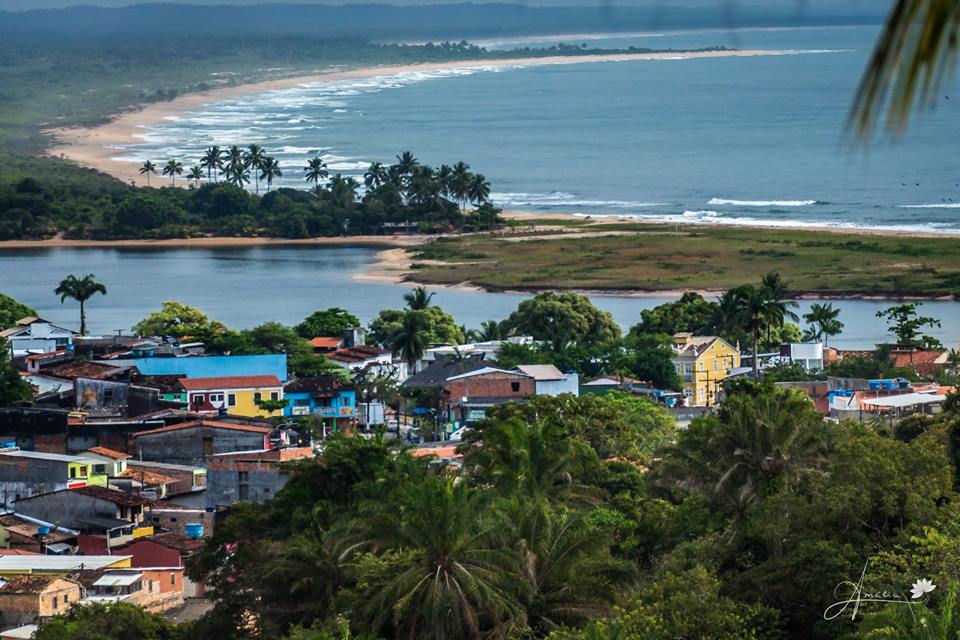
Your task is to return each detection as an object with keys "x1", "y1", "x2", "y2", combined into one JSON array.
[{"x1": 1, "y1": 246, "x2": 958, "y2": 349}]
